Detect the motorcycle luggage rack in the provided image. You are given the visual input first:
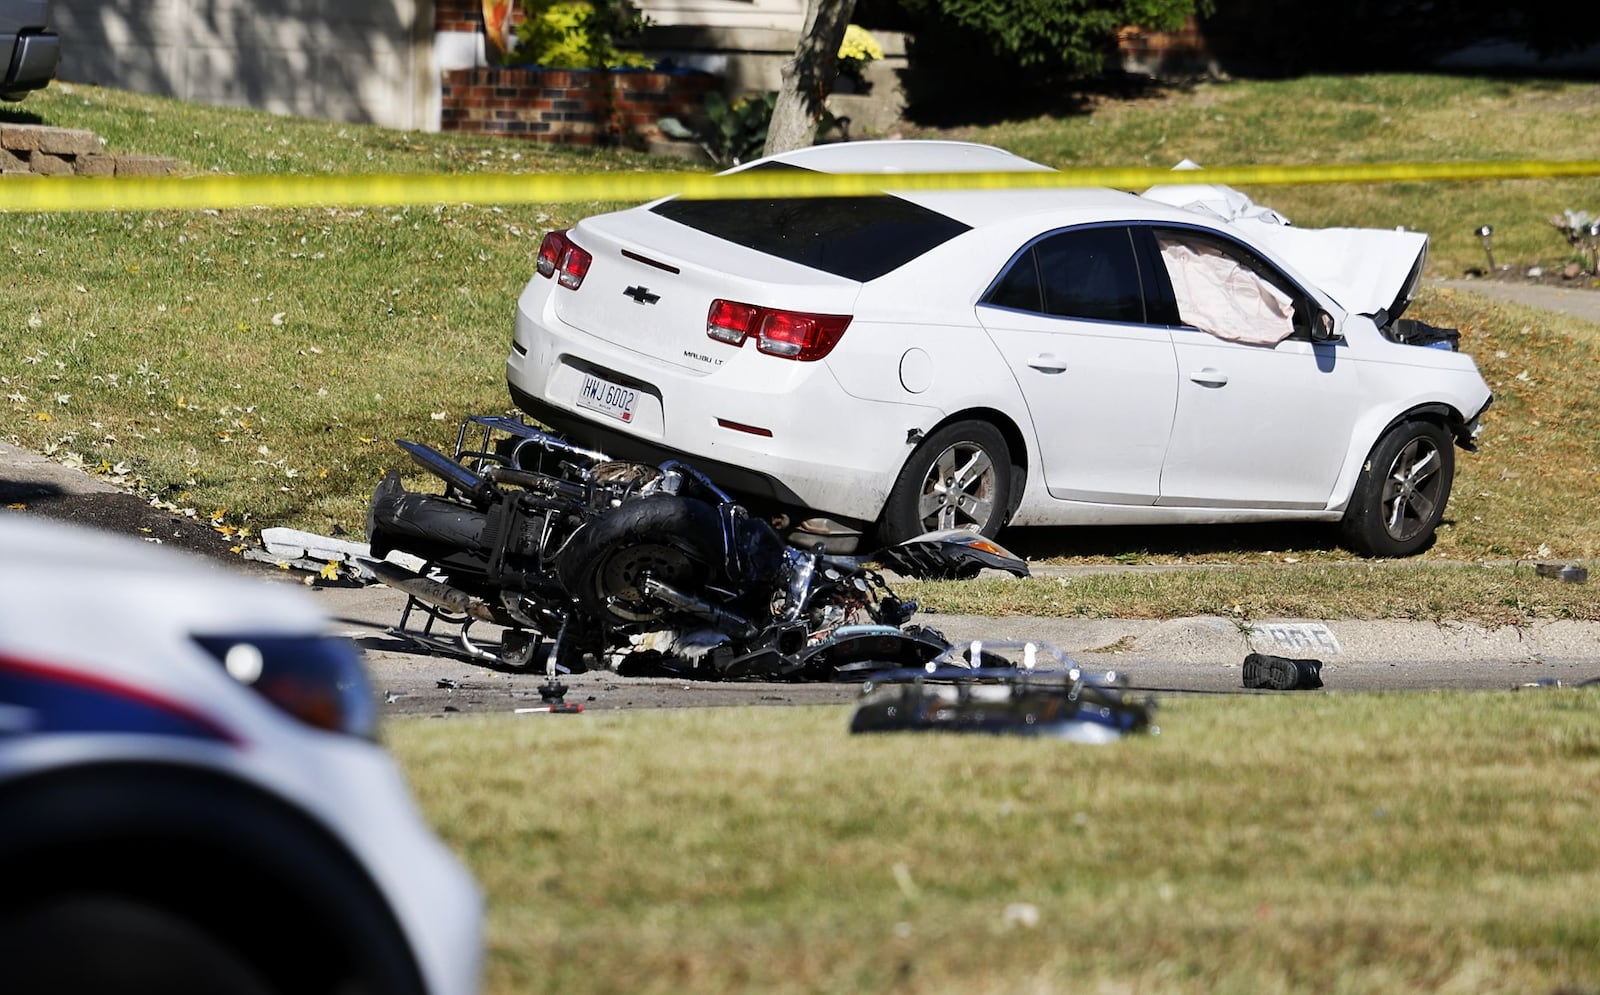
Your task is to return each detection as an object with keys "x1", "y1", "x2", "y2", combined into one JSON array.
[
  {"x1": 453, "y1": 415, "x2": 608, "y2": 478},
  {"x1": 365, "y1": 555, "x2": 562, "y2": 674},
  {"x1": 389, "y1": 593, "x2": 506, "y2": 667},
  {"x1": 388, "y1": 593, "x2": 575, "y2": 700}
]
